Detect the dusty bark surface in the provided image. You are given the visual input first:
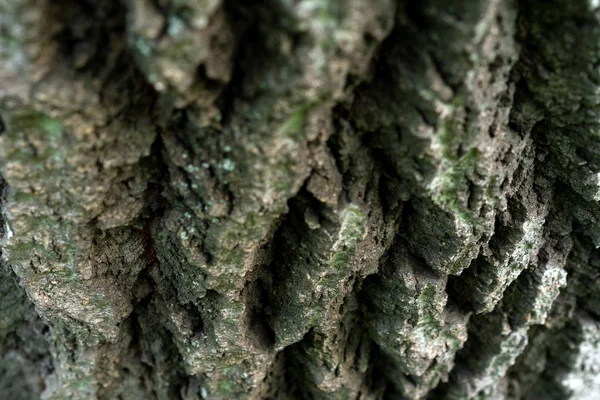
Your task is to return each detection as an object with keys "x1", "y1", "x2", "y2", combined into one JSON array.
[{"x1": 2, "y1": 0, "x2": 600, "y2": 399}]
